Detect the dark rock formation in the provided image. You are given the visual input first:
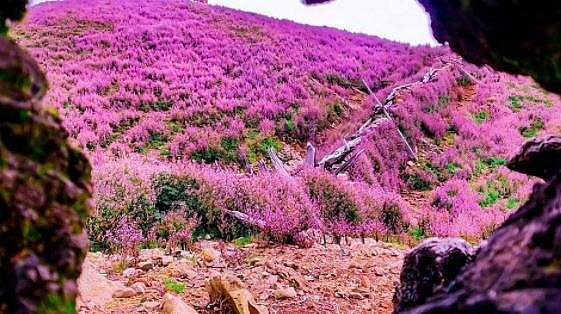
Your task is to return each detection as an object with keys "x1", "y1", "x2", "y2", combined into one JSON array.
[
  {"x1": 0, "y1": 36, "x2": 92, "y2": 313},
  {"x1": 507, "y1": 135, "x2": 561, "y2": 181},
  {"x1": 392, "y1": 238, "x2": 476, "y2": 313},
  {"x1": 0, "y1": 0, "x2": 28, "y2": 35},
  {"x1": 399, "y1": 174, "x2": 561, "y2": 314},
  {"x1": 416, "y1": 0, "x2": 561, "y2": 95}
]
